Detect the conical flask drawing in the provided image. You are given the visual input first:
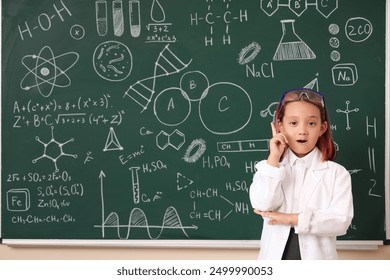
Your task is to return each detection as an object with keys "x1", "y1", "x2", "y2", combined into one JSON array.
[{"x1": 273, "y1": 19, "x2": 316, "y2": 61}]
